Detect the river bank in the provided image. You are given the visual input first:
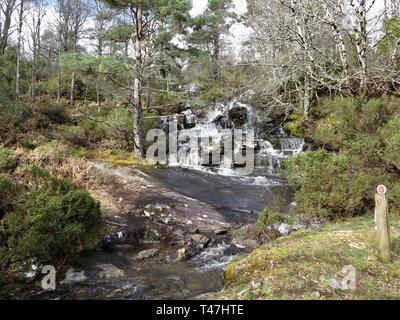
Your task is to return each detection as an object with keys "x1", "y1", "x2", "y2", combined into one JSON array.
[
  {"x1": 214, "y1": 215, "x2": 400, "y2": 300},
  {"x1": 19, "y1": 161, "x2": 299, "y2": 300}
]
